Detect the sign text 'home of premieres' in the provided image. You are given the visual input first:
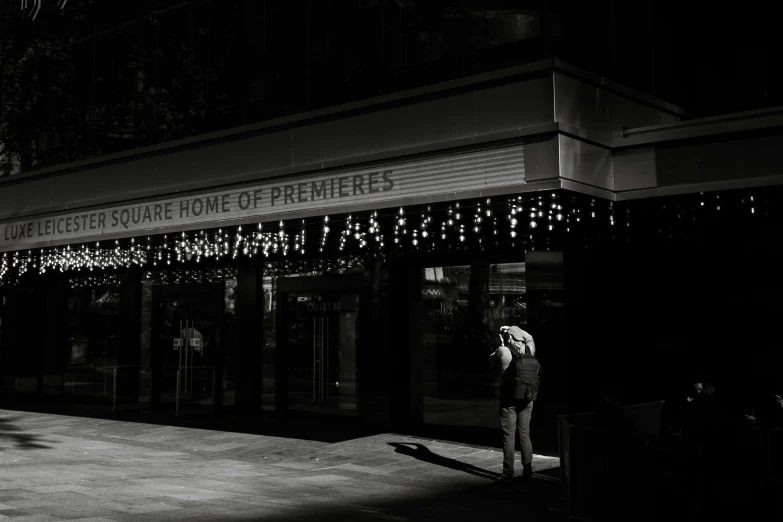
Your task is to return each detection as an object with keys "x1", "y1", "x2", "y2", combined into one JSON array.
[
  {"x1": 3, "y1": 171, "x2": 393, "y2": 245},
  {"x1": 0, "y1": 145, "x2": 525, "y2": 251}
]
